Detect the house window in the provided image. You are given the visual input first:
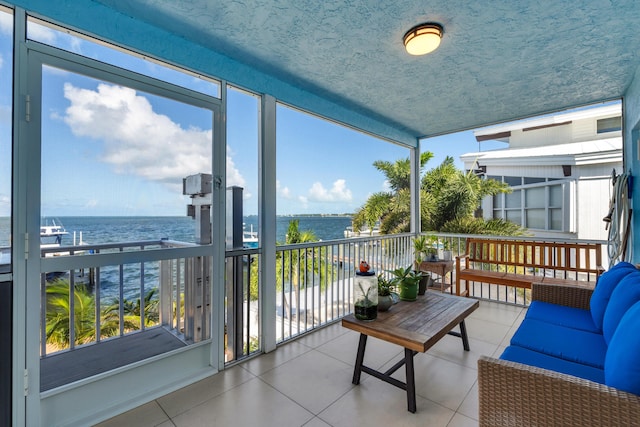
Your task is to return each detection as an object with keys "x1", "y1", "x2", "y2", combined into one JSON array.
[
  {"x1": 492, "y1": 178, "x2": 570, "y2": 231},
  {"x1": 597, "y1": 116, "x2": 622, "y2": 134}
]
